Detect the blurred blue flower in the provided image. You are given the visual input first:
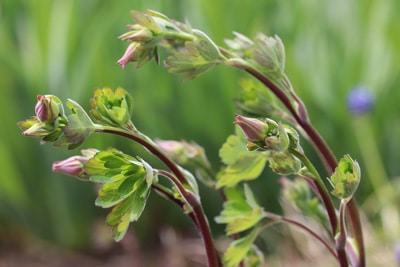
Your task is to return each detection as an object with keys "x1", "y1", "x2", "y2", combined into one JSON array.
[{"x1": 347, "y1": 86, "x2": 375, "y2": 115}]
